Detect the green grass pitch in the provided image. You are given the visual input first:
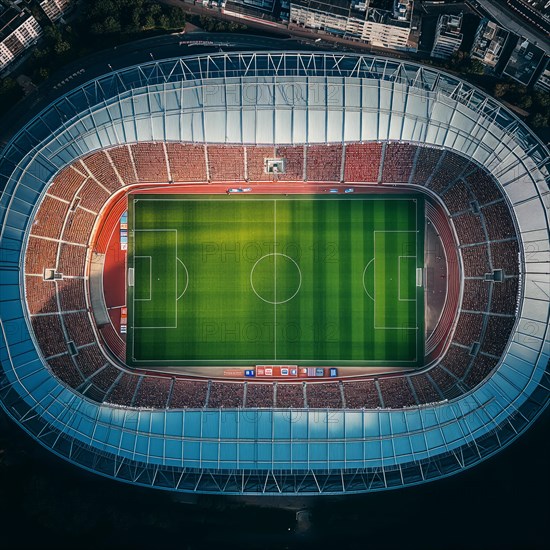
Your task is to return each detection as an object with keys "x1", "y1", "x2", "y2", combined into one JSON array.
[{"x1": 126, "y1": 194, "x2": 424, "y2": 367}]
